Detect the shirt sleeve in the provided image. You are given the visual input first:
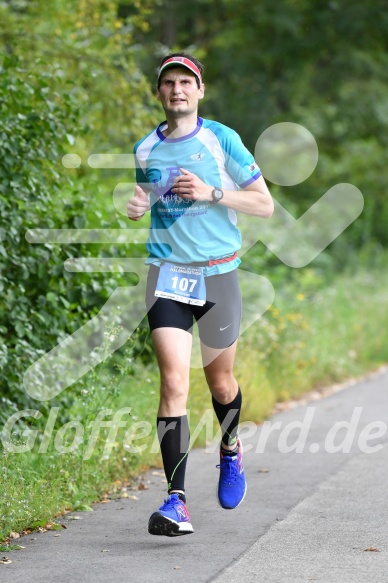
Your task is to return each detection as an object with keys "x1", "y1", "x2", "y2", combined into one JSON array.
[
  {"x1": 134, "y1": 145, "x2": 148, "y2": 186},
  {"x1": 222, "y1": 129, "x2": 262, "y2": 189}
]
